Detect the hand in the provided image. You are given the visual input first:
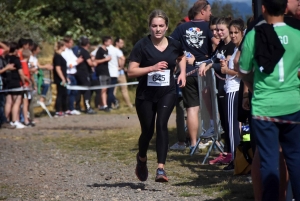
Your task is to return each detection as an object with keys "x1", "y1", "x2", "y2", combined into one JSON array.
[
  {"x1": 242, "y1": 97, "x2": 250, "y2": 111},
  {"x1": 151, "y1": 61, "x2": 168, "y2": 72},
  {"x1": 5, "y1": 64, "x2": 15, "y2": 71},
  {"x1": 106, "y1": 56, "x2": 112, "y2": 61},
  {"x1": 186, "y1": 54, "x2": 195, "y2": 66},
  {"x1": 77, "y1": 56, "x2": 84, "y2": 64},
  {"x1": 61, "y1": 80, "x2": 67, "y2": 87},
  {"x1": 198, "y1": 63, "x2": 207, "y2": 76},
  {"x1": 177, "y1": 73, "x2": 186, "y2": 88},
  {"x1": 220, "y1": 59, "x2": 227, "y2": 68},
  {"x1": 67, "y1": 78, "x2": 71, "y2": 84},
  {"x1": 46, "y1": 64, "x2": 53, "y2": 70}
]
